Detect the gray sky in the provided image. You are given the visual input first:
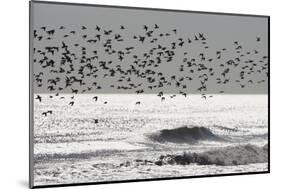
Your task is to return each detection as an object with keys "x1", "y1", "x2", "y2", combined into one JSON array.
[{"x1": 31, "y1": 1, "x2": 268, "y2": 94}]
